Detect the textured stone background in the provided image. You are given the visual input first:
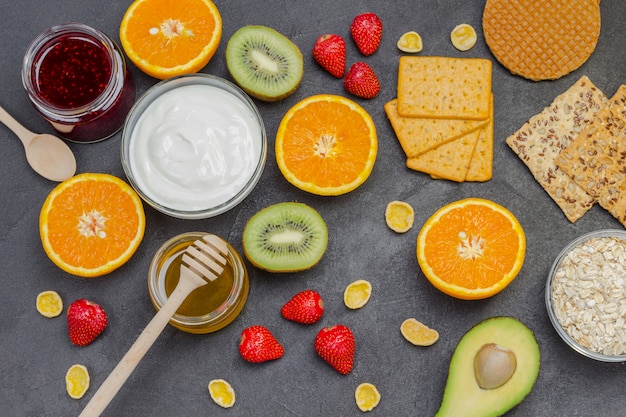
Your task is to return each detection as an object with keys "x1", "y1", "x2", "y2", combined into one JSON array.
[{"x1": 1, "y1": 1, "x2": 625, "y2": 416}]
